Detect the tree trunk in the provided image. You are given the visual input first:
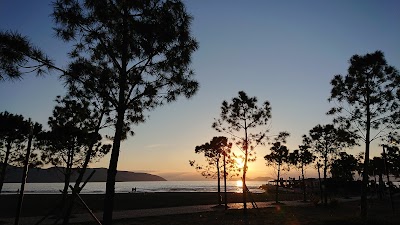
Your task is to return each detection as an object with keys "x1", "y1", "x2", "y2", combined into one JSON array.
[
  {"x1": 302, "y1": 163, "x2": 306, "y2": 202},
  {"x1": 0, "y1": 140, "x2": 12, "y2": 194},
  {"x1": 361, "y1": 93, "x2": 371, "y2": 219},
  {"x1": 276, "y1": 162, "x2": 280, "y2": 203},
  {"x1": 382, "y1": 145, "x2": 394, "y2": 213},
  {"x1": 103, "y1": 7, "x2": 128, "y2": 224},
  {"x1": 103, "y1": 108, "x2": 125, "y2": 225},
  {"x1": 223, "y1": 154, "x2": 227, "y2": 210},
  {"x1": 323, "y1": 157, "x2": 328, "y2": 205},
  {"x1": 14, "y1": 127, "x2": 33, "y2": 225},
  {"x1": 216, "y1": 159, "x2": 221, "y2": 205},
  {"x1": 62, "y1": 149, "x2": 73, "y2": 204},
  {"x1": 317, "y1": 162, "x2": 323, "y2": 203},
  {"x1": 242, "y1": 125, "x2": 248, "y2": 213},
  {"x1": 62, "y1": 115, "x2": 104, "y2": 225}
]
